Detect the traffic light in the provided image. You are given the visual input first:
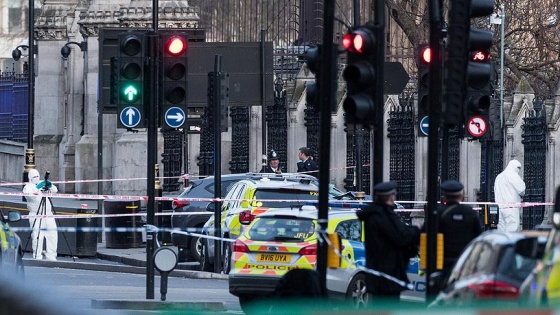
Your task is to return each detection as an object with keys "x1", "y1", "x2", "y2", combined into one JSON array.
[
  {"x1": 464, "y1": 0, "x2": 495, "y2": 138},
  {"x1": 160, "y1": 31, "x2": 188, "y2": 130},
  {"x1": 342, "y1": 25, "x2": 377, "y2": 126},
  {"x1": 305, "y1": 45, "x2": 321, "y2": 112},
  {"x1": 417, "y1": 44, "x2": 431, "y2": 136},
  {"x1": 117, "y1": 31, "x2": 146, "y2": 128}
]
